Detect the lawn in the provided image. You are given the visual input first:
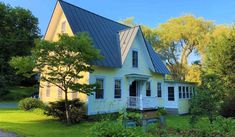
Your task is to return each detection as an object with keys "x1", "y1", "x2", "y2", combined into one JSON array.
[
  {"x1": 0, "y1": 108, "x2": 94, "y2": 137},
  {"x1": 0, "y1": 108, "x2": 214, "y2": 137}
]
